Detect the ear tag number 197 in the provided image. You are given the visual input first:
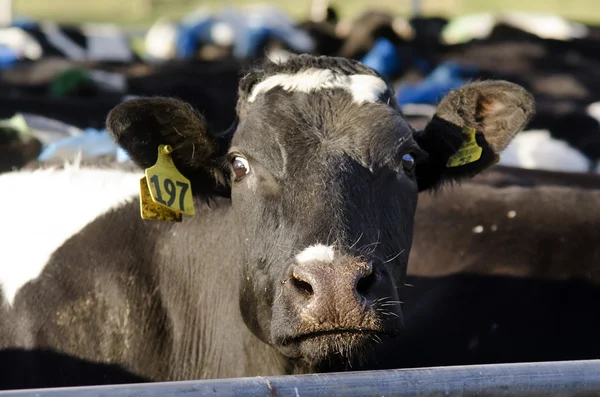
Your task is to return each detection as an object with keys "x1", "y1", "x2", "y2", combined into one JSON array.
[{"x1": 139, "y1": 144, "x2": 195, "y2": 222}]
